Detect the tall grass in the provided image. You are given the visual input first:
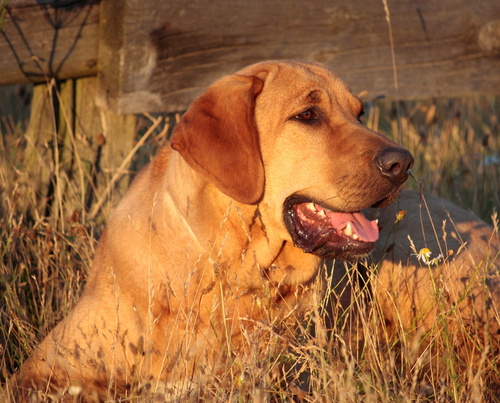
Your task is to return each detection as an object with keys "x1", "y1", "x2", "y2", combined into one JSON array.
[
  {"x1": 0, "y1": 83, "x2": 499, "y2": 401},
  {"x1": 366, "y1": 96, "x2": 500, "y2": 221}
]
